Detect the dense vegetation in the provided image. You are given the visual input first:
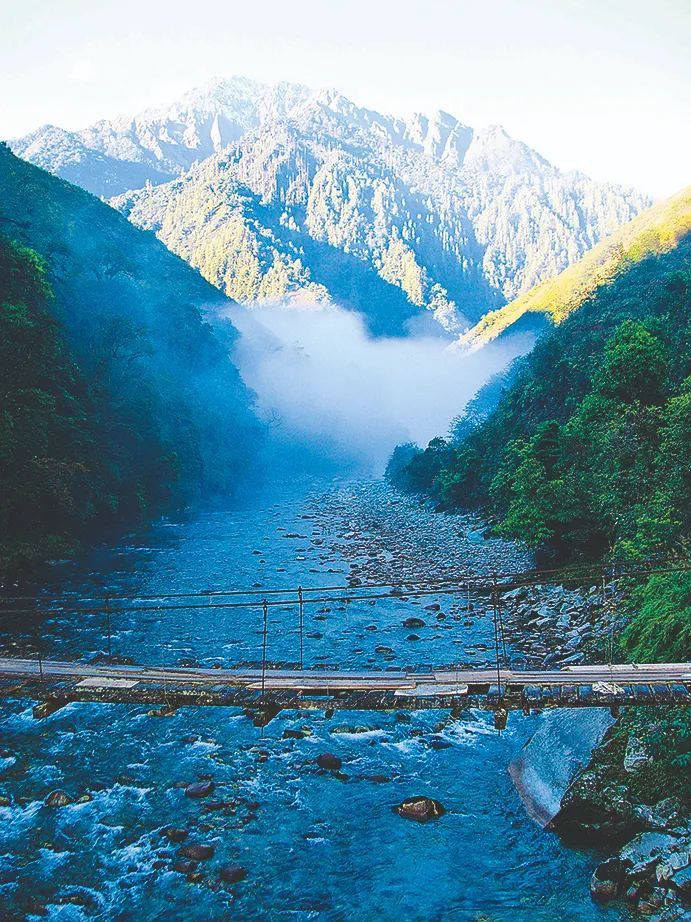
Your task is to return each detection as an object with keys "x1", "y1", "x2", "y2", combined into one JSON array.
[
  {"x1": 0, "y1": 238, "x2": 101, "y2": 569},
  {"x1": 459, "y1": 186, "x2": 691, "y2": 347},
  {"x1": 388, "y1": 226, "x2": 691, "y2": 662},
  {"x1": 0, "y1": 145, "x2": 260, "y2": 575}
]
